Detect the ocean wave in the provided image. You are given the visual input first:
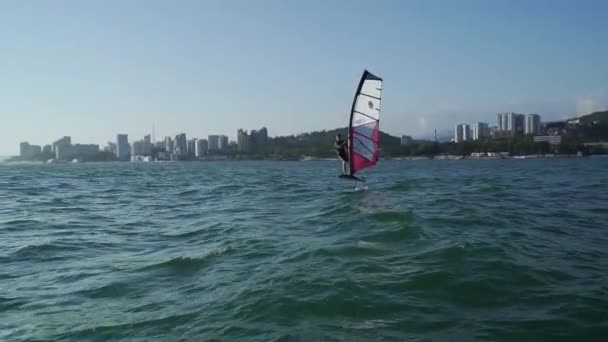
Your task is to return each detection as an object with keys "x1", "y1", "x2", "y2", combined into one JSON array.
[
  {"x1": 359, "y1": 224, "x2": 423, "y2": 243},
  {"x1": 1, "y1": 218, "x2": 42, "y2": 228},
  {"x1": 139, "y1": 248, "x2": 229, "y2": 273},
  {"x1": 160, "y1": 222, "x2": 223, "y2": 239},
  {"x1": 53, "y1": 311, "x2": 200, "y2": 341},
  {"x1": 316, "y1": 243, "x2": 388, "y2": 258},
  {"x1": 75, "y1": 281, "x2": 134, "y2": 299},
  {"x1": 0, "y1": 296, "x2": 28, "y2": 312},
  {"x1": 11, "y1": 242, "x2": 75, "y2": 260},
  {"x1": 364, "y1": 210, "x2": 414, "y2": 223}
]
